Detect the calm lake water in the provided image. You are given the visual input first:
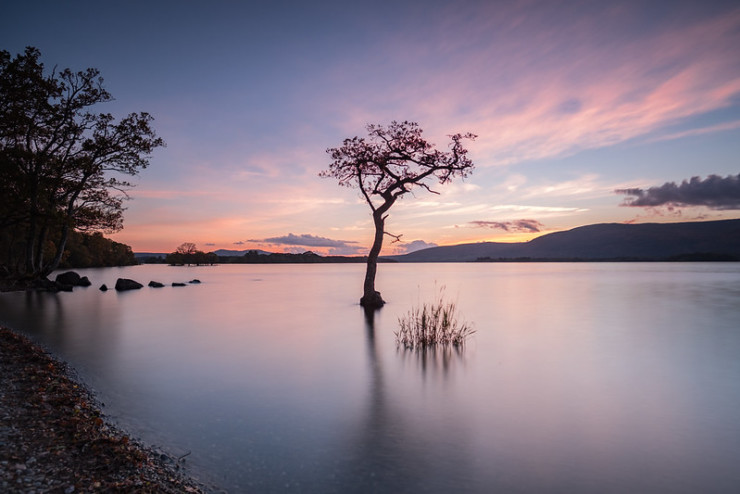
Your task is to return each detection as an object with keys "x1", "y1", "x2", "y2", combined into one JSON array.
[{"x1": 2, "y1": 263, "x2": 740, "y2": 493}]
